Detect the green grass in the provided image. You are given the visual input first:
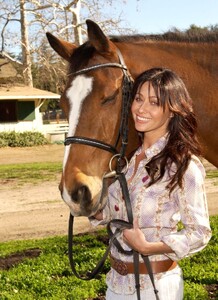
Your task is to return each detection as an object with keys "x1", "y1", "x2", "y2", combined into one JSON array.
[
  {"x1": 180, "y1": 216, "x2": 218, "y2": 299},
  {"x1": 0, "y1": 161, "x2": 217, "y2": 186},
  {"x1": 0, "y1": 216, "x2": 217, "y2": 300},
  {"x1": 206, "y1": 170, "x2": 218, "y2": 179},
  {"x1": 0, "y1": 162, "x2": 62, "y2": 185},
  {"x1": 206, "y1": 169, "x2": 218, "y2": 186},
  {"x1": 0, "y1": 232, "x2": 108, "y2": 300}
]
